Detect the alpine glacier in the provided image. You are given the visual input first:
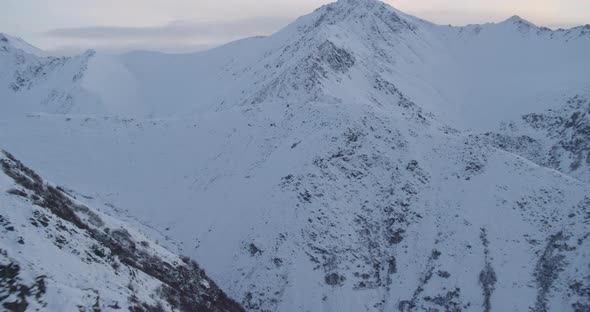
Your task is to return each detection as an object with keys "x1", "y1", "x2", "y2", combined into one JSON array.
[{"x1": 1, "y1": 0, "x2": 589, "y2": 311}]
